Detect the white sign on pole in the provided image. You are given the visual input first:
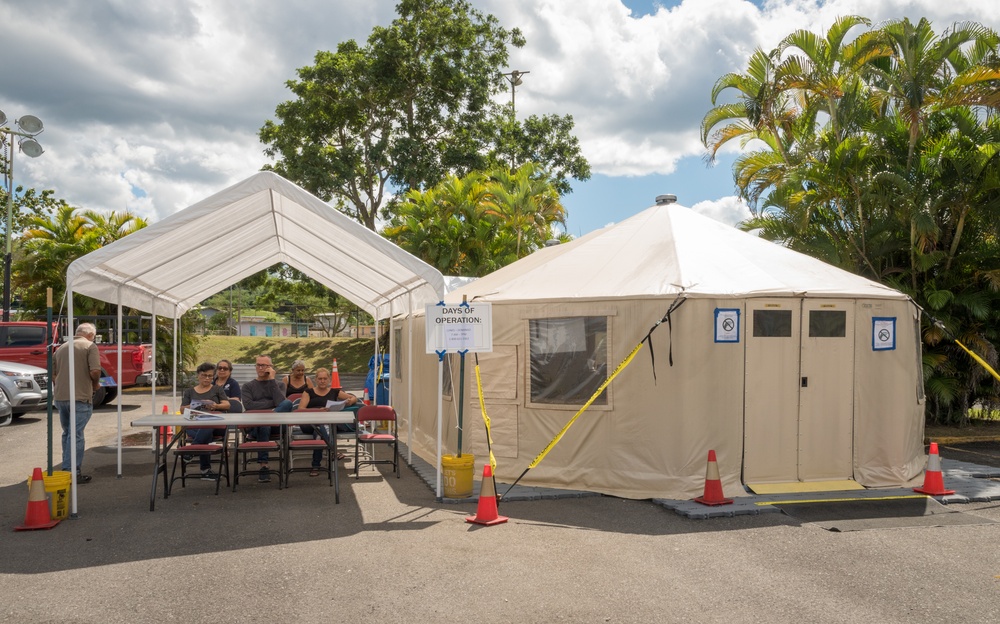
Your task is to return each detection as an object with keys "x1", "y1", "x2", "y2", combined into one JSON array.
[{"x1": 425, "y1": 303, "x2": 493, "y2": 353}]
